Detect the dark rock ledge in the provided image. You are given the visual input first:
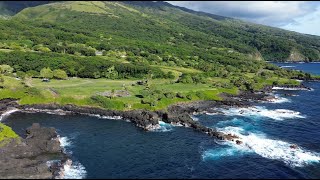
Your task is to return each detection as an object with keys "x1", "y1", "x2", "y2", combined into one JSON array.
[{"x1": 0, "y1": 123, "x2": 68, "y2": 179}]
